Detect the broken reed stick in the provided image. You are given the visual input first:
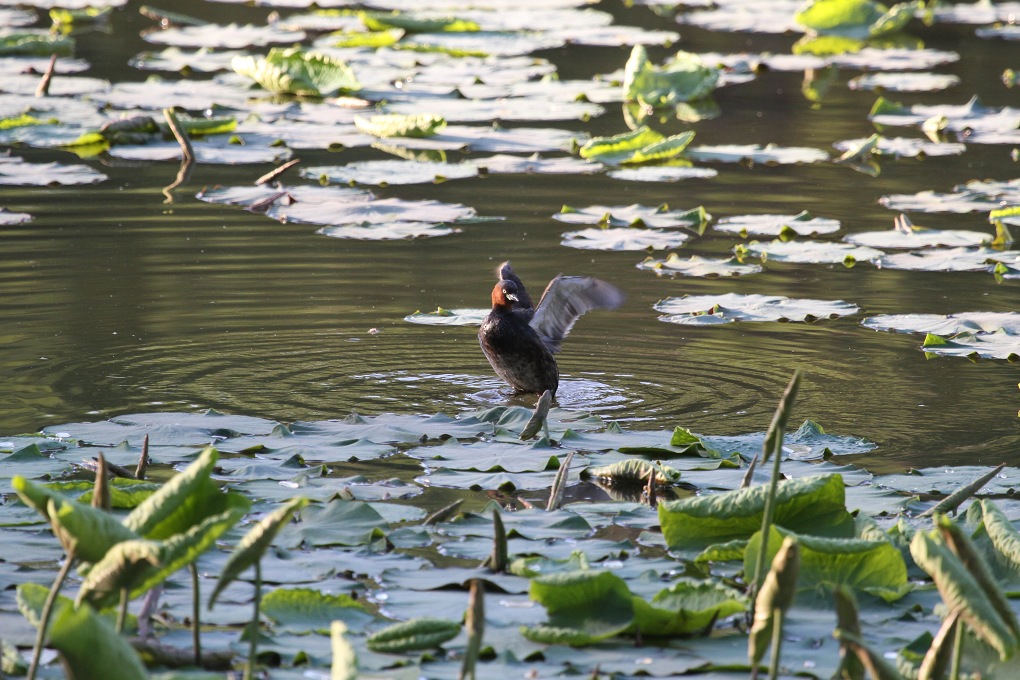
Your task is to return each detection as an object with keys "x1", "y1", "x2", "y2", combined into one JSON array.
[
  {"x1": 255, "y1": 158, "x2": 300, "y2": 185},
  {"x1": 162, "y1": 108, "x2": 194, "y2": 163},
  {"x1": 35, "y1": 54, "x2": 57, "y2": 97}
]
